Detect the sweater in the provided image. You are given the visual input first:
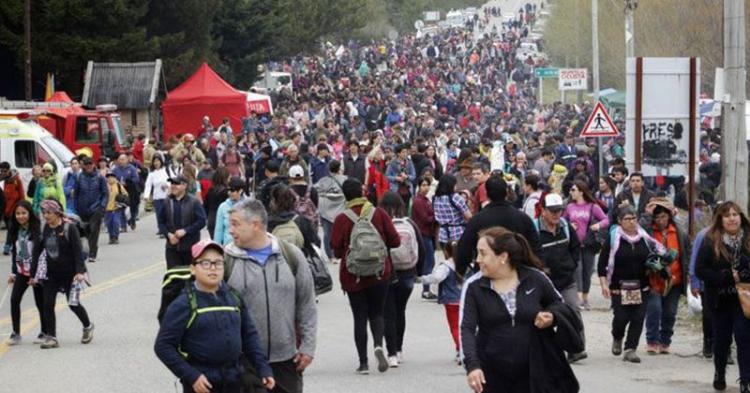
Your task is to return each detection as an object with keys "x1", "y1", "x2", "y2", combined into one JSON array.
[{"x1": 563, "y1": 201, "x2": 609, "y2": 243}]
